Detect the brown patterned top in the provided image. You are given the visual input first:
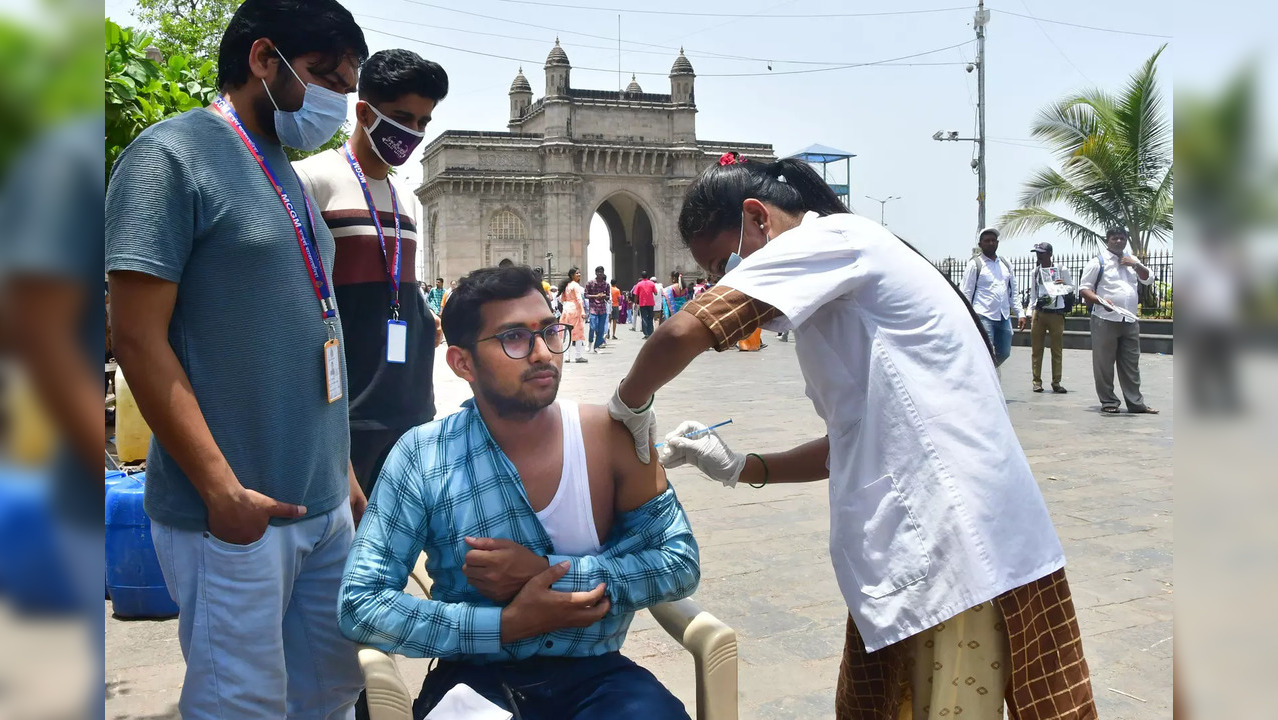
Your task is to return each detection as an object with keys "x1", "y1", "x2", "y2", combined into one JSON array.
[{"x1": 684, "y1": 285, "x2": 783, "y2": 351}]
